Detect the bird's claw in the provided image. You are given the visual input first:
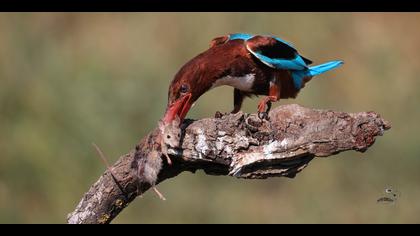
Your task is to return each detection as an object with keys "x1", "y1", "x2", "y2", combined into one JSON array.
[
  {"x1": 258, "y1": 111, "x2": 270, "y2": 121},
  {"x1": 257, "y1": 98, "x2": 272, "y2": 121}
]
